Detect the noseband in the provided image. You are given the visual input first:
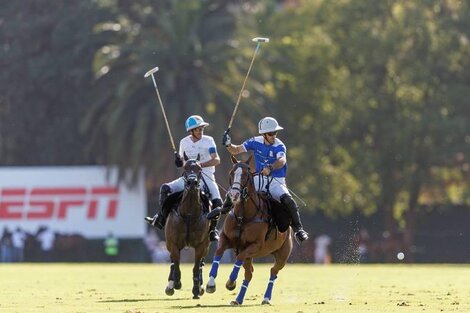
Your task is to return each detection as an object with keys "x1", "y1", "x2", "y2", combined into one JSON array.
[{"x1": 183, "y1": 161, "x2": 202, "y2": 189}]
